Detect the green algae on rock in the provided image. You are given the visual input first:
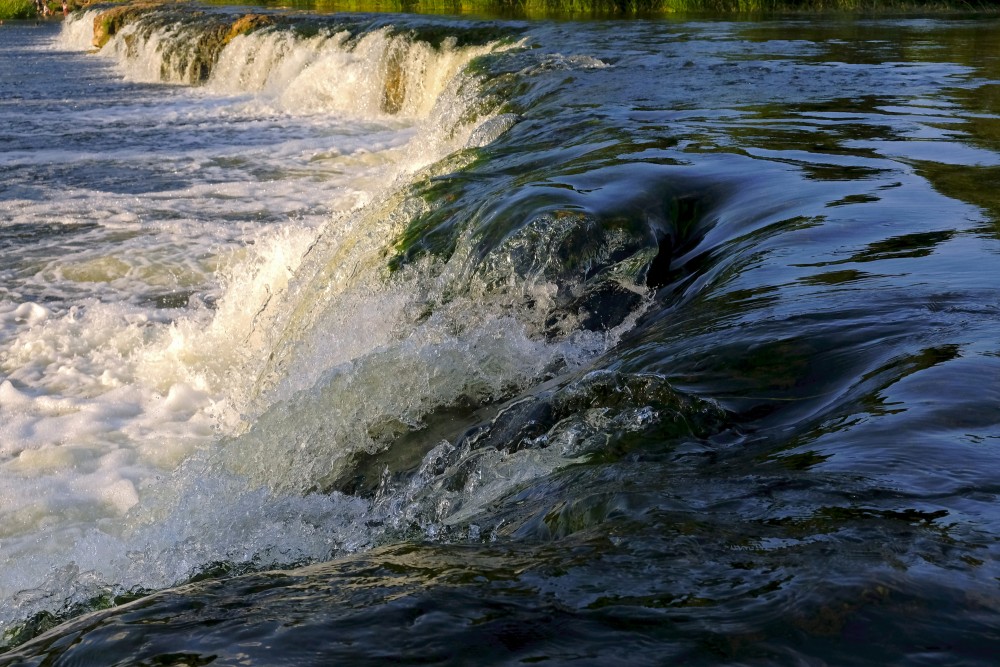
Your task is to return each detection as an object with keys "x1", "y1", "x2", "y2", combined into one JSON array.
[{"x1": 92, "y1": 1, "x2": 160, "y2": 49}]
